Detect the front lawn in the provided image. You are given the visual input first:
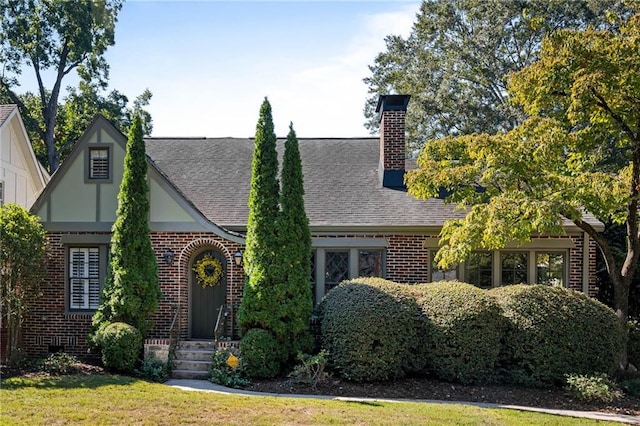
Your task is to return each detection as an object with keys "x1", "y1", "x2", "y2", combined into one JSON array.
[{"x1": 0, "y1": 375, "x2": 619, "y2": 425}]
